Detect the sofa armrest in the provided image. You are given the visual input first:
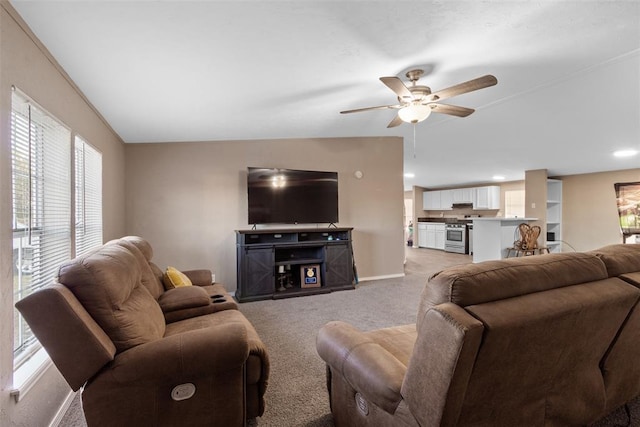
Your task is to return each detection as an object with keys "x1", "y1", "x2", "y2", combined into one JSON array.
[
  {"x1": 316, "y1": 321, "x2": 406, "y2": 414},
  {"x1": 157, "y1": 286, "x2": 211, "y2": 313},
  {"x1": 109, "y1": 322, "x2": 249, "y2": 384},
  {"x1": 15, "y1": 284, "x2": 116, "y2": 391},
  {"x1": 182, "y1": 269, "x2": 213, "y2": 287},
  {"x1": 402, "y1": 303, "x2": 484, "y2": 427}
]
